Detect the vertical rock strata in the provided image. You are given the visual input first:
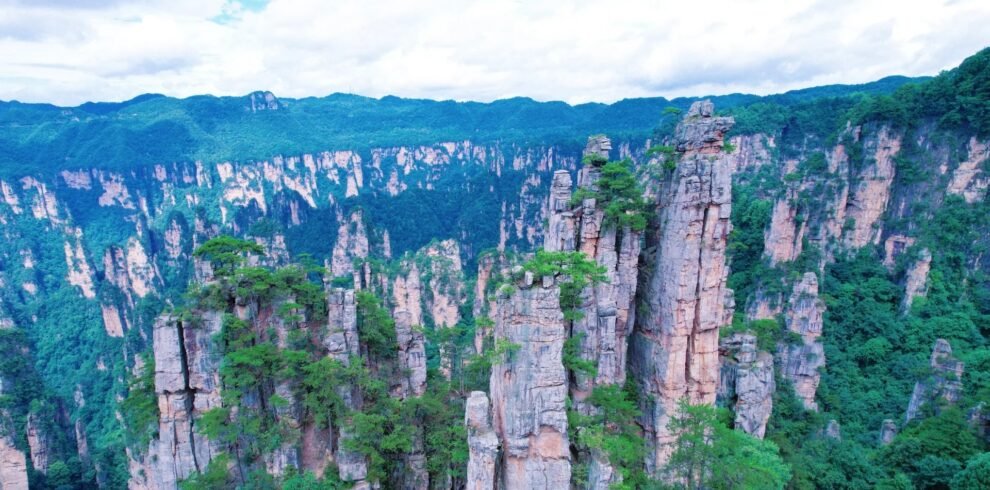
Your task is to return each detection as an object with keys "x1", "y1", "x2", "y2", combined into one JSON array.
[
  {"x1": 136, "y1": 313, "x2": 223, "y2": 489},
  {"x1": 464, "y1": 391, "x2": 498, "y2": 490},
  {"x1": 630, "y1": 100, "x2": 735, "y2": 473},
  {"x1": 546, "y1": 136, "x2": 643, "y2": 412},
  {"x1": 489, "y1": 274, "x2": 571, "y2": 488},
  {"x1": 777, "y1": 273, "x2": 826, "y2": 411},
  {"x1": 323, "y1": 288, "x2": 371, "y2": 487},
  {"x1": 906, "y1": 339, "x2": 965, "y2": 422},
  {"x1": 717, "y1": 333, "x2": 775, "y2": 438}
]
